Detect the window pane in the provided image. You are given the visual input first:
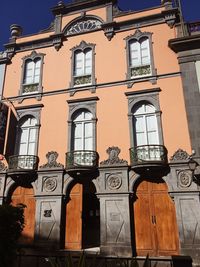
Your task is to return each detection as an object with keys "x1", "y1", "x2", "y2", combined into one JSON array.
[
  {"x1": 84, "y1": 122, "x2": 92, "y2": 138},
  {"x1": 141, "y1": 38, "x2": 150, "y2": 65},
  {"x1": 29, "y1": 128, "x2": 36, "y2": 142},
  {"x1": 19, "y1": 143, "x2": 27, "y2": 155},
  {"x1": 74, "y1": 123, "x2": 82, "y2": 138},
  {"x1": 28, "y1": 142, "x2": 35, "y2": 155},
  {"x1": 74, "y1": 51, "x2": 83, "y2": 76},
  {"x1": 85, "y1": 137, "x2": 93, "y2": 150},
  {"x1": 74, "y1": 138, "x2": 82, "y2": 150},
  {"x1": 130, "y1": 41, "x2": 141, "y2": 66}
]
